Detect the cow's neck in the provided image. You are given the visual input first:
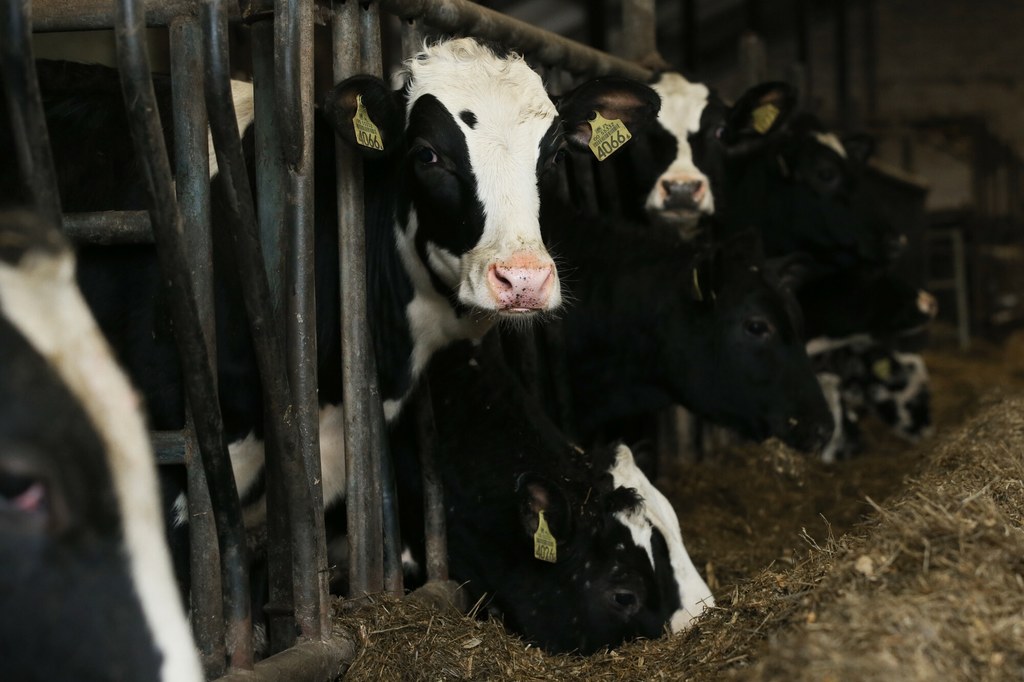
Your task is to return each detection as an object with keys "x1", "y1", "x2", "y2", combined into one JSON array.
[{"x1": 374, "y1": 205, "x2": 492, "y2": 422}]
